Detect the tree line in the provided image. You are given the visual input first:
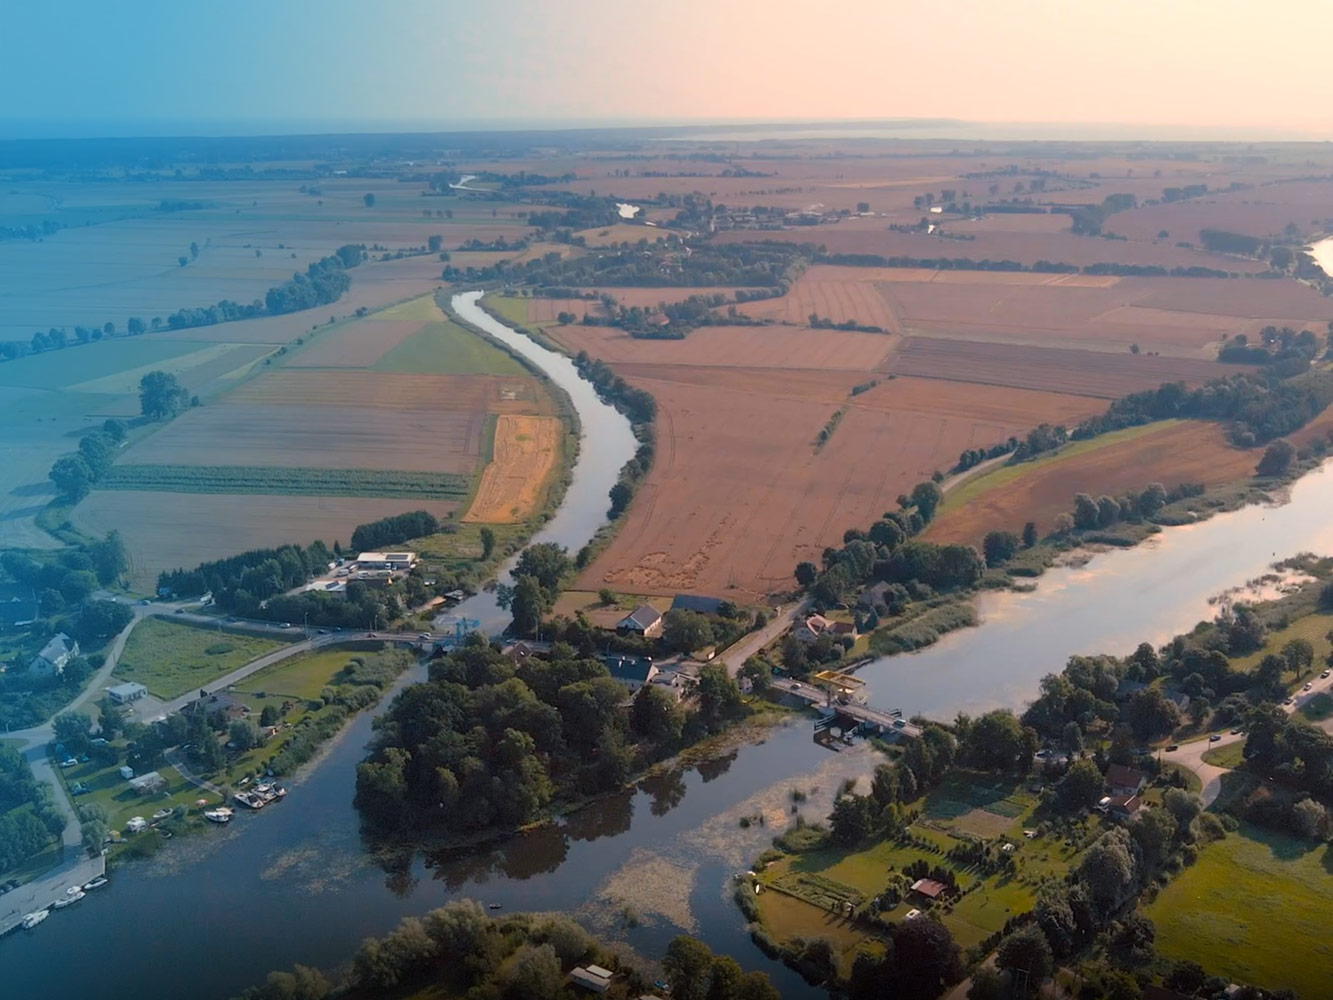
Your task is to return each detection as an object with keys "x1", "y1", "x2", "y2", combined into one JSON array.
[{"x1": 818, "y1": 251, "x2": 1232, "y2": 279}]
